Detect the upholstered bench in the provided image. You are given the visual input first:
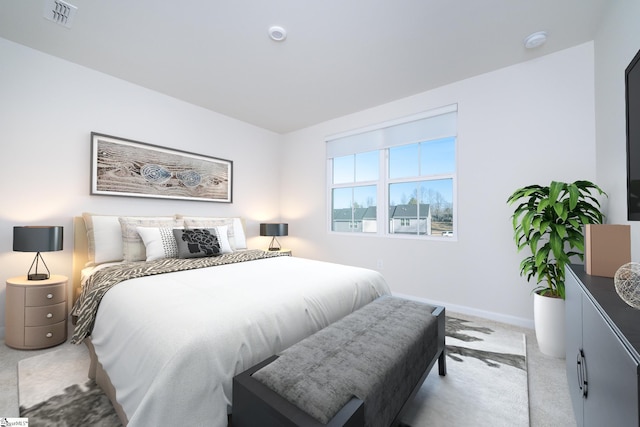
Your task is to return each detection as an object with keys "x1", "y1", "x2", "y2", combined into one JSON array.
[{"x1": 232, "y1": 295, "x2": 446, "y2": 427}]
